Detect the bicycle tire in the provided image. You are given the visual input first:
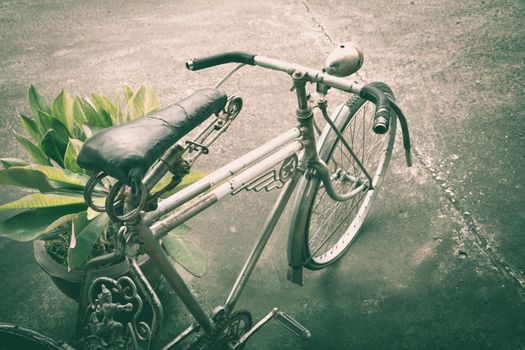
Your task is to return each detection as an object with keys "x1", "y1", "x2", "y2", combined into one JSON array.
[
  {"x1": 0, "y1": 323, "x2": 74, "y2": 350},
  {"x1": 291, "y1": 82, "x2": 396, "y2": 270}
]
